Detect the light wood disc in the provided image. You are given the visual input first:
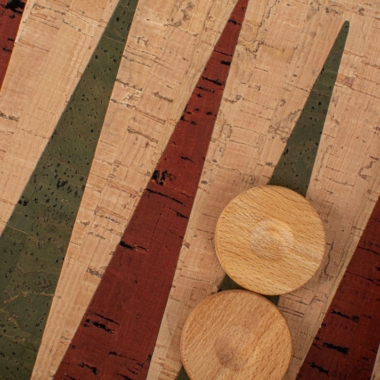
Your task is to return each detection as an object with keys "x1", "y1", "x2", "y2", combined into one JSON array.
[
  {"x1": 215, "y1": 185, "x2": 325, "y2": 295},
  {"x1": 180, "y1": 290, "x2": 292, "y2": 380}
]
